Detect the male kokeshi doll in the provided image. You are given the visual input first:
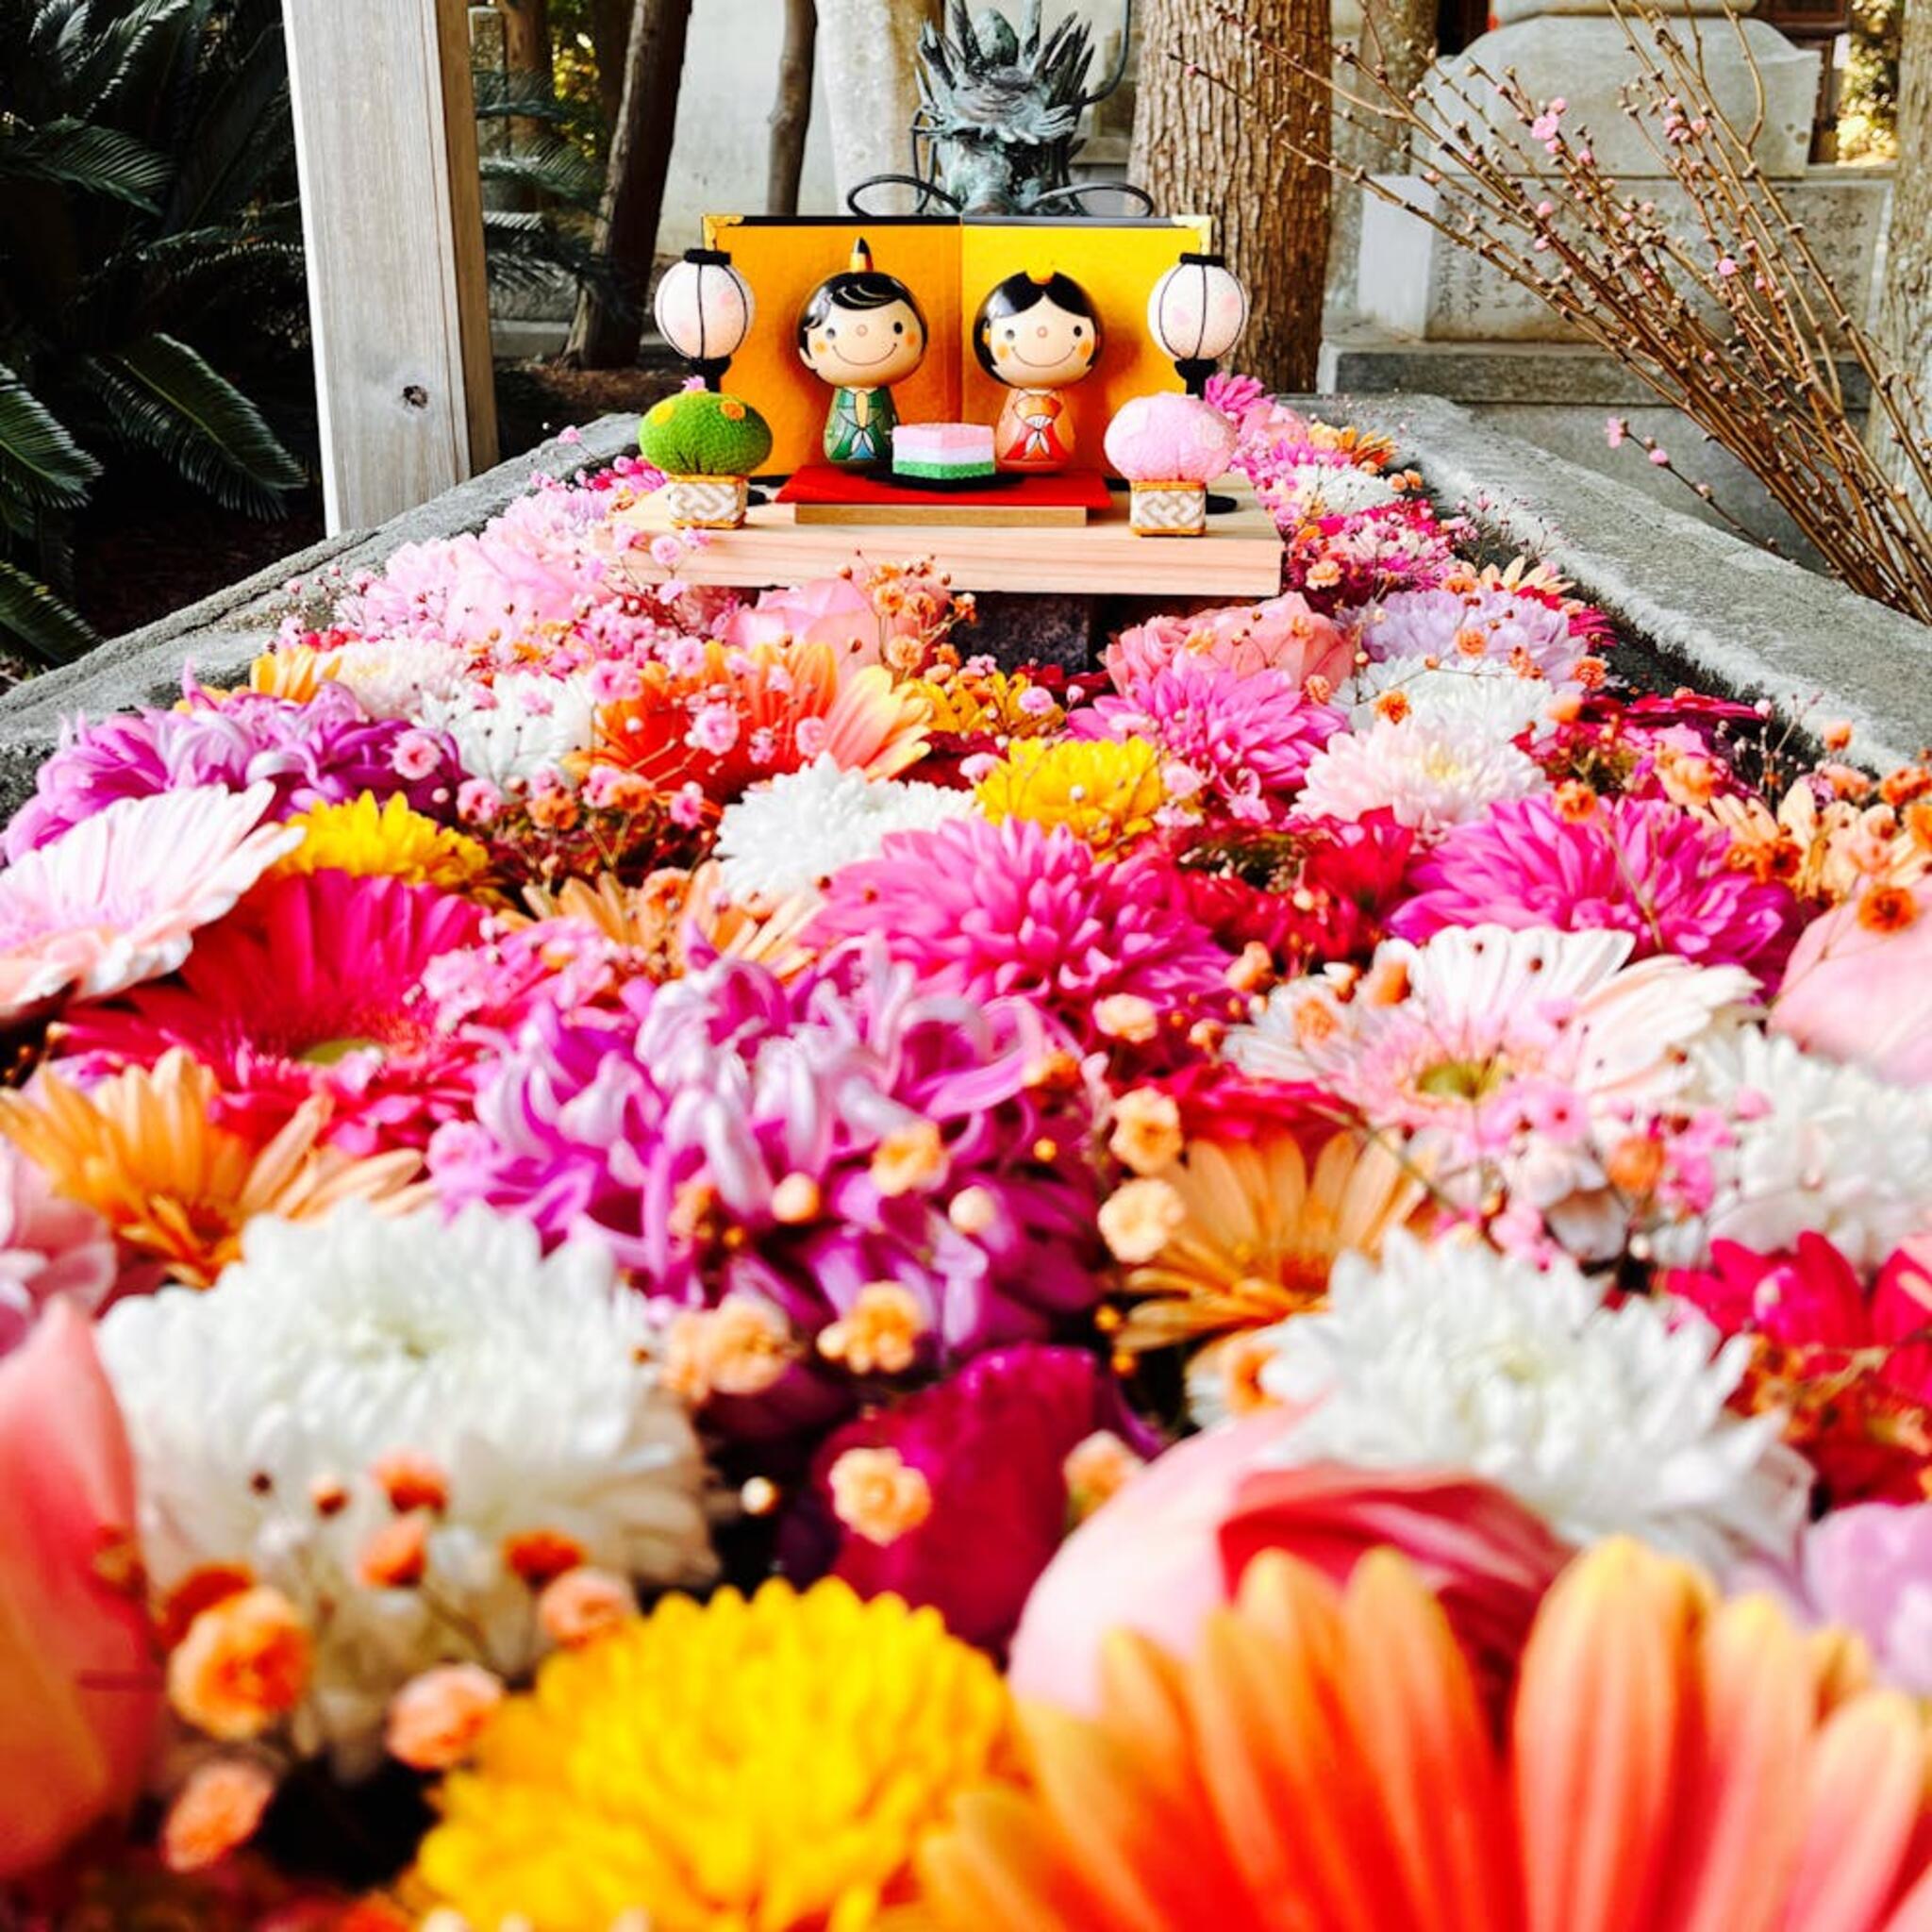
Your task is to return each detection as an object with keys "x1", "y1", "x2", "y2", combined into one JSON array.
[
  {"x1": 974, "y1": 269, "x2": 1103, "y2": 474},
  {"x1": 796, "y1": 239, "x2": 928, "y2": 468}
]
